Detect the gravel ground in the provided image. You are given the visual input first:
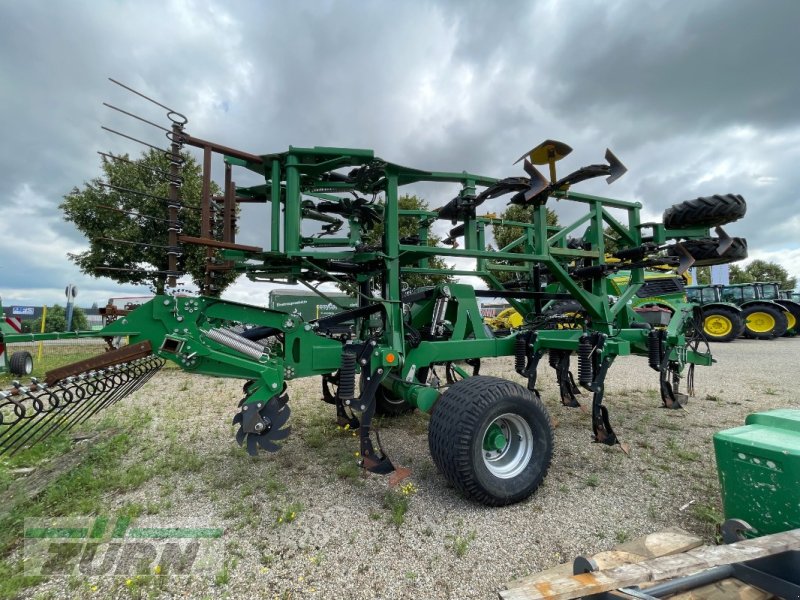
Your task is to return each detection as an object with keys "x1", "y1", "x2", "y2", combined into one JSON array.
[{"x1": 22, "y1": 337, "x2": 800, "y2": 599}]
